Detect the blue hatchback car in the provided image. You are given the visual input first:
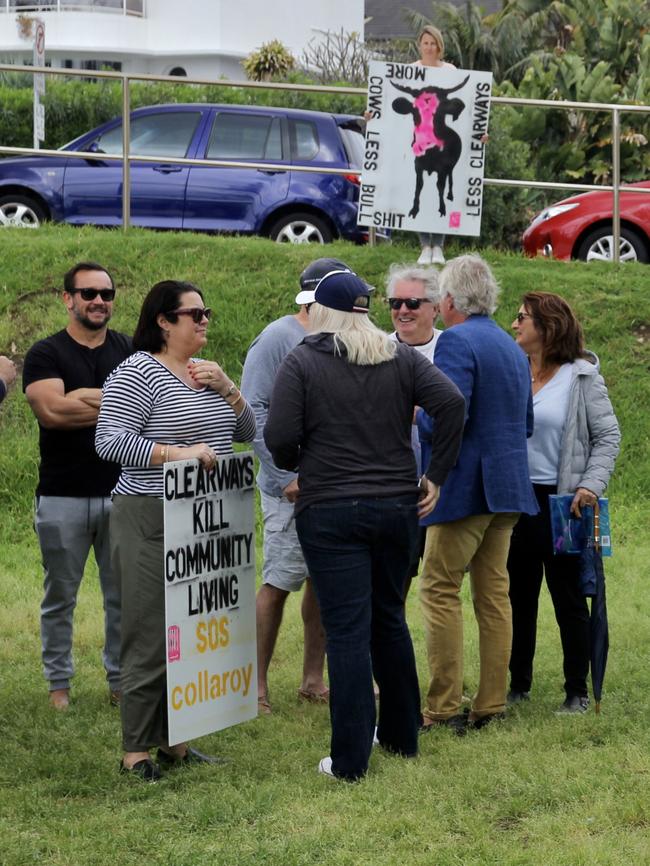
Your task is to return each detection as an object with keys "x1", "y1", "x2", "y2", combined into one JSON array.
[{"x1": 0, "y1": 103, "x2": 369, "y2": 243}]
